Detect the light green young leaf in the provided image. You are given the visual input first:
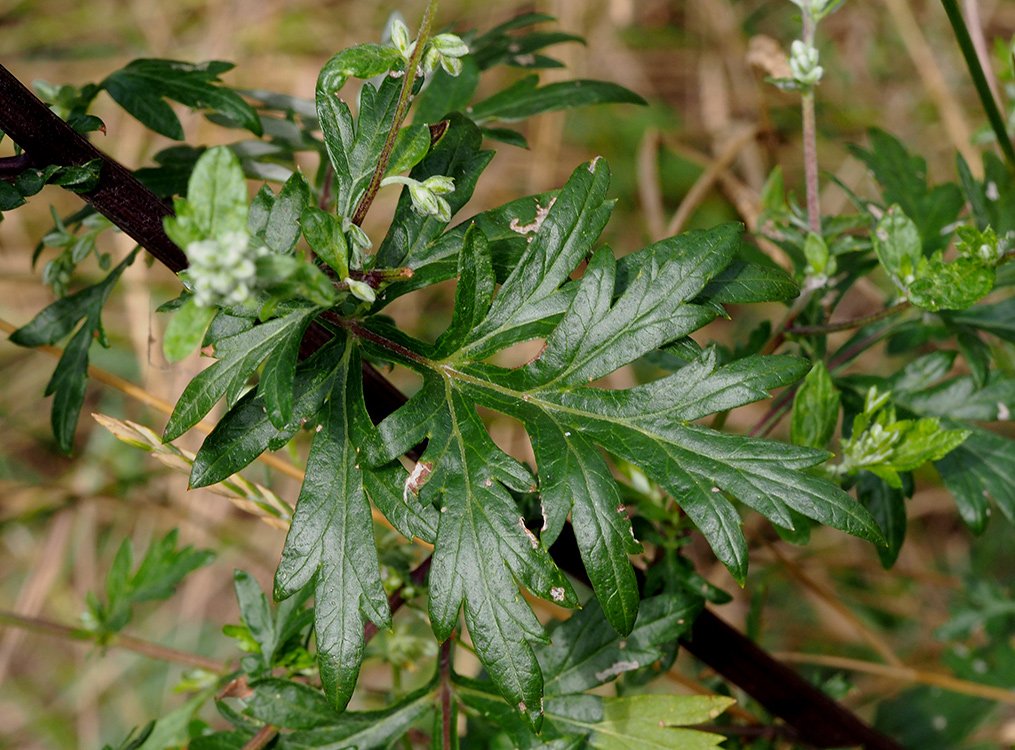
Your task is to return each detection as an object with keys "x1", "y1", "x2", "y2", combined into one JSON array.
[
  {"x1": 791, "y1": 361, "x2": 840, "y2": 449},
  {"x1": 548, "y1": 694, "x2": 733, "y2": 750},
  {"x1": 279, "y1": 682, "x2": 436, "y2": 749},
  {"x1": 163, "y1": 297, "x2": 216, "y2": 362},
  {"x1": 170, "y1": 146, "x2": 248, "y2": 240},
  {"x1": 908, "y1": 256, "x2": 995, "y2": 312},
  {"x1": 873, "y1": 205, "x2": 922, "y2": 292}
]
